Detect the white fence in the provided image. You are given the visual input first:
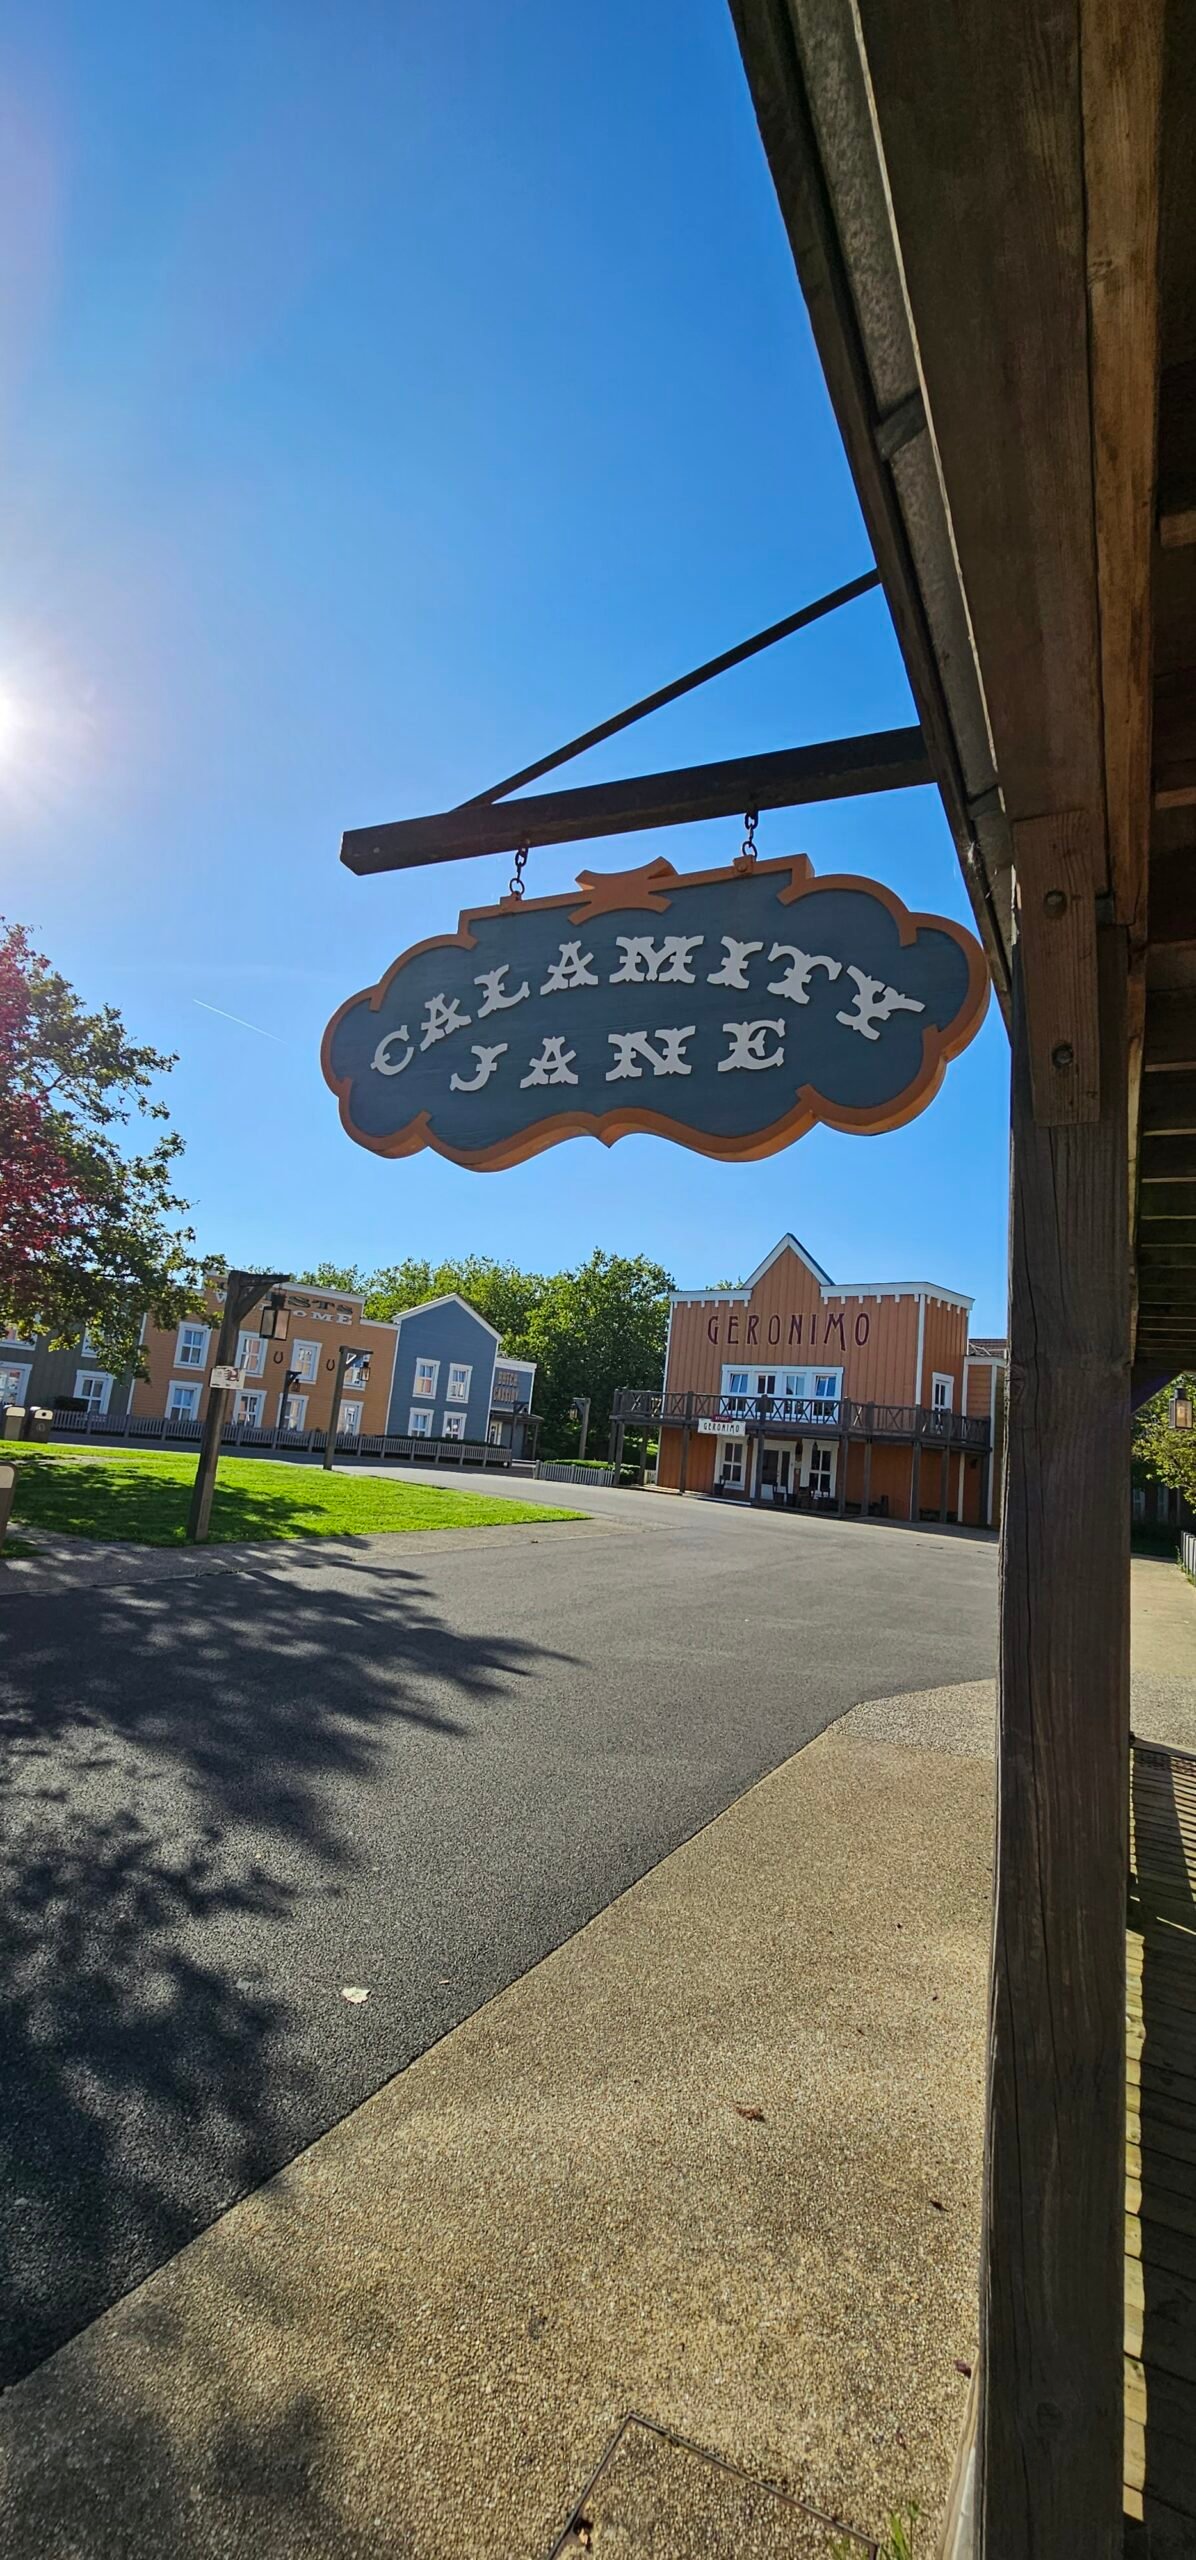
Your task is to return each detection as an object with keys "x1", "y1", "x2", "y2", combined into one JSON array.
[
  {"x1": 535, "y1": 1460, "x2": 615, "y2": 1486},
  {"x1": 1182, "y1": 1530, "x2": 1196, "y2": 1579},
  {"x1": 16, "y1": 1405, "x2": 513, "y2": 1471}
]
